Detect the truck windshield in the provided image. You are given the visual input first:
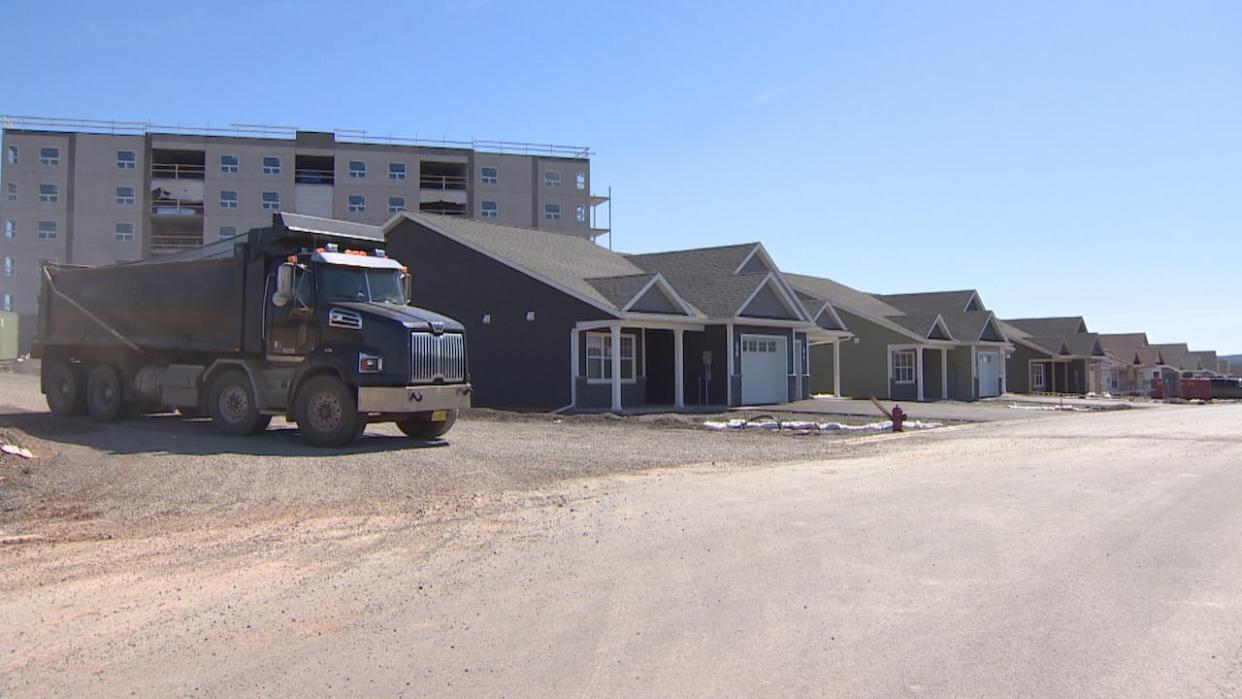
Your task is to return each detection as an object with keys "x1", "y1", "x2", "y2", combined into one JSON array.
[{"x1": 320, "y1": 266, "x2": 405, "y2": 304}]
